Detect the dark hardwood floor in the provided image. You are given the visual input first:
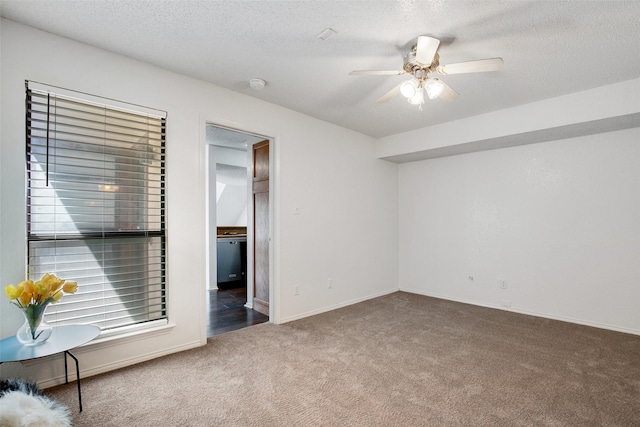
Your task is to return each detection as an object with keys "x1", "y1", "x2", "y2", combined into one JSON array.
[{"x1": 206, "y1": 283, "x2": 269, "y2": 337}]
